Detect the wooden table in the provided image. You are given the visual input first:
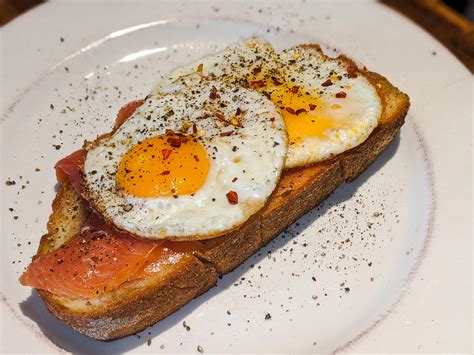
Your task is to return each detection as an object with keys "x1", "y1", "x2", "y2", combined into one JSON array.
[{"x1": 1, "y1": 0, "x2": 473, "y2": 73}]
